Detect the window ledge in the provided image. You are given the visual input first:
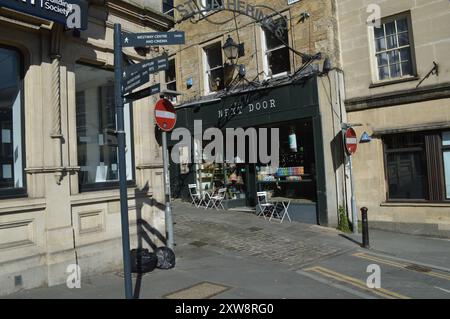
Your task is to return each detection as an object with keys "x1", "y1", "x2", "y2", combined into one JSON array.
[
  {"x1": 0, "y1": 197, "x2": 46, "y2": 214},
  {"x1": 370, "y1": 76, "x2": 420, "y2": 88},
  {"x1": 381, "y1": 202, "x2": 450, "y2": 208}
]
